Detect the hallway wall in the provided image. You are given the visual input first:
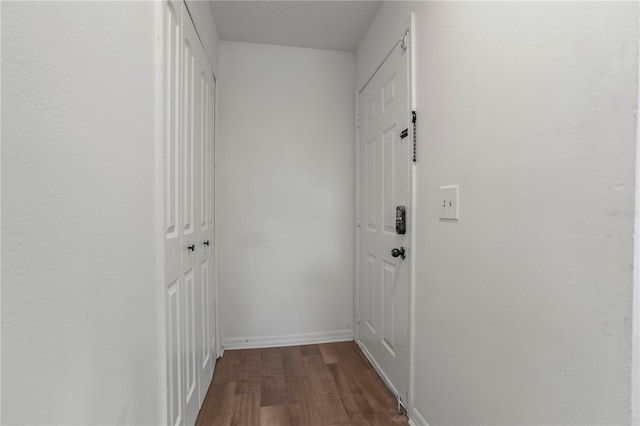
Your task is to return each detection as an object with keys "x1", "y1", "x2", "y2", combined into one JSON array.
[
  {"x1": 1, "y1": 2, "x2": 162, "y2": 424},
  {"x1": 357, "y1": 2, "x2": 639, "y2": 425},
  {"x1": 217, "y1": 41, "x2": 356, "y2": 348}
]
